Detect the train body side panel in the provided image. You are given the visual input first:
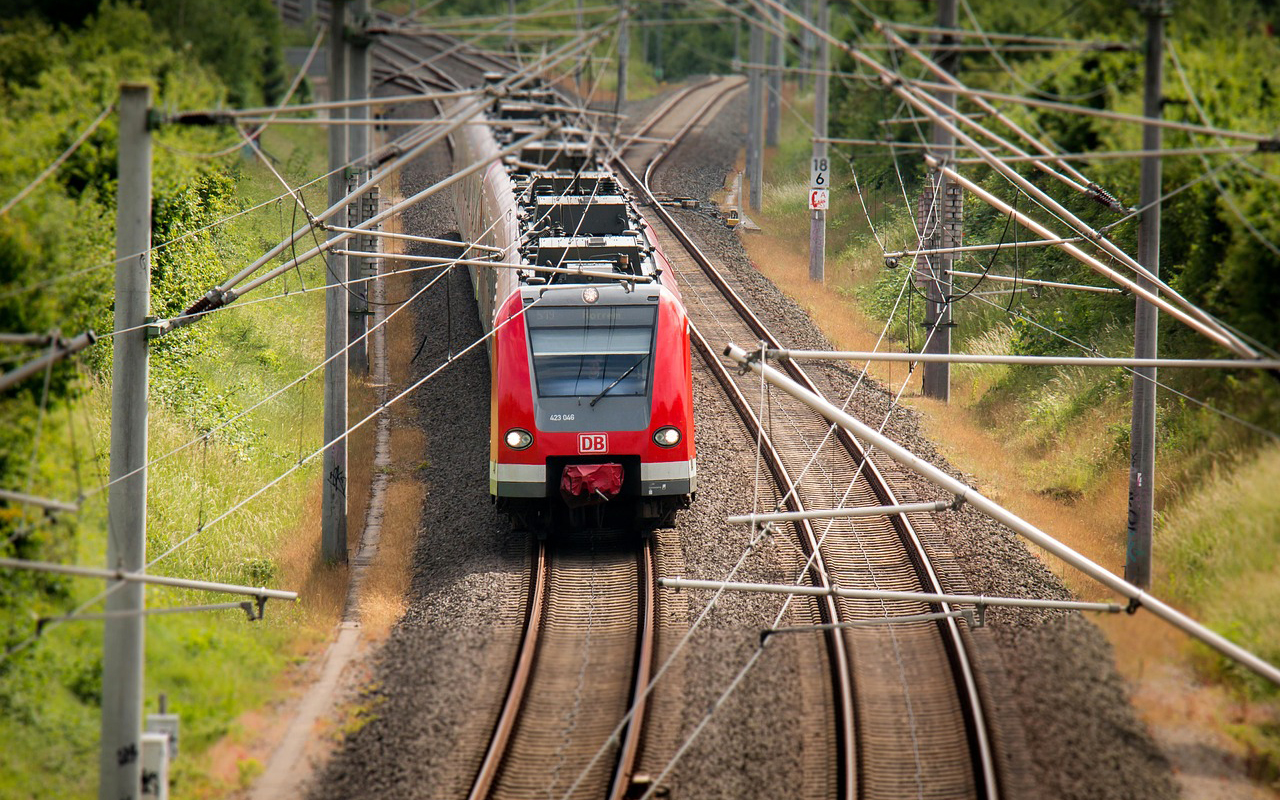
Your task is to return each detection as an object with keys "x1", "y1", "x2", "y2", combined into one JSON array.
[
  {"x1": 454, "y1": 121, "x2": 520, "y2": 346},
  {"x1": 641, "y1": 290, "x2": 697, "y2": 494},
  {"x1": 489, "y1": 293, "x2": 541, "y2": 496}
]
